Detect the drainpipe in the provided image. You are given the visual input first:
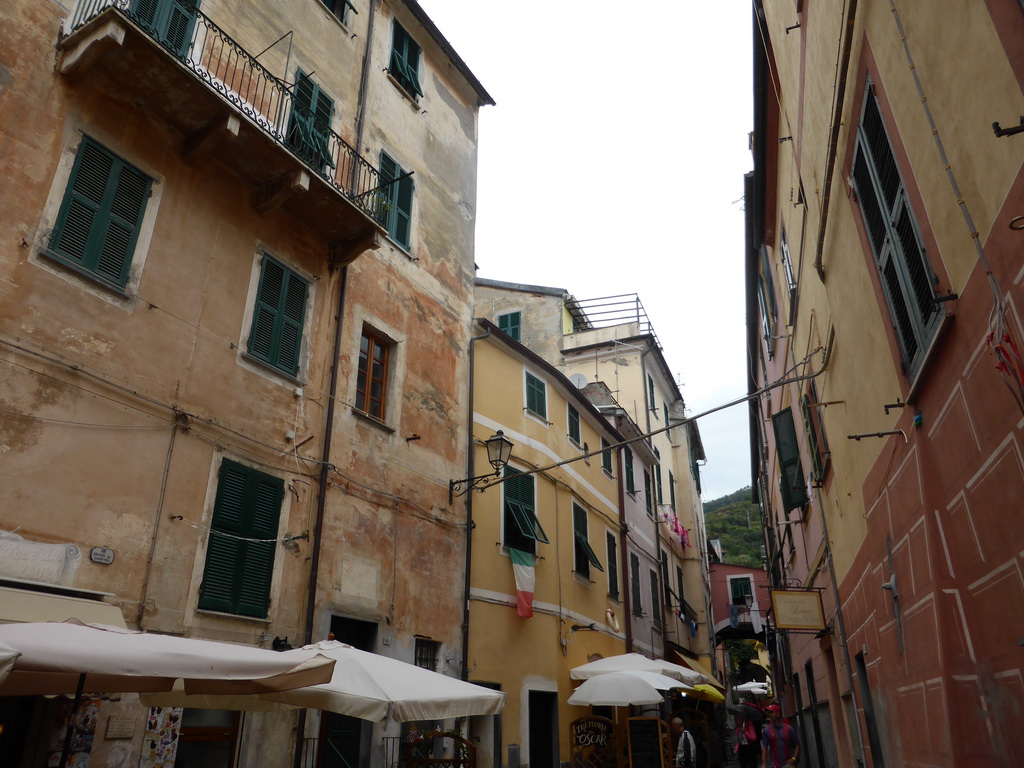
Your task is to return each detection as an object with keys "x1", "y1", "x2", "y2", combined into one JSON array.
[
  {"x1": 460, "y1": 327, "x2": 489, "y2": 680},
  {"x1": 813, "y1": 484, "x2": 866, "y2": 768},
  {"x1": 293, "y1": 264, "x2": 349, "y2": 768},
  {"x1": 354, "y1": 0, "x2": 378, "y2": 154},
  {"x1": 812, "y1": 0, "x2": 858, "y2": 280},
  {"x1": 617, "y1": 441, "x2": 634, "y2": 652}
]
